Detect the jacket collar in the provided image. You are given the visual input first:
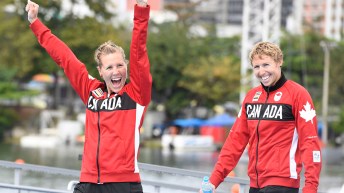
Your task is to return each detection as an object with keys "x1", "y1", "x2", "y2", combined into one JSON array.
[{"x1": 261, "y1": 72, "x2": 287, "y2": 93}]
